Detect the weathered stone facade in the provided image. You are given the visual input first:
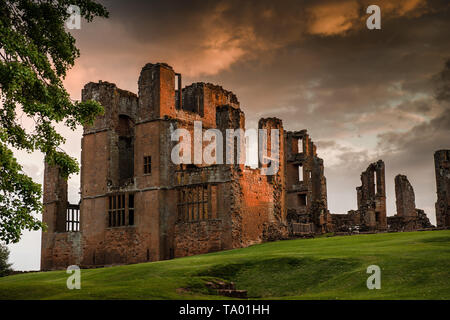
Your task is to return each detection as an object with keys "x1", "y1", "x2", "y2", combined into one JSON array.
[
  {"x1": 330, "y1": 161, "x2": 387, "y2": 233},
  {"x1": 41, "y1": 62, "x2": 443, "y2": 271},
  {"x1": 285, "y1": 130, "x2": 332, "y2": 236},
  {"x1": 395, "y1": 175, "x2": 416, "y2": 218},
  {"x1": 387, "y1": 174, "x2": 432, "y2": 231},
  {"x1": 331, "y1": 210, "x2": 360, "y2": 233},
  {"x1": 42, "y1": 62, "x2": 333, "y2": 270},
  {"x1": 434, "y1": 150, "x2": 450, "y2": 228},
  {"x1": 353, "y1": 160, "x2": 387, "y2": 231}
]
